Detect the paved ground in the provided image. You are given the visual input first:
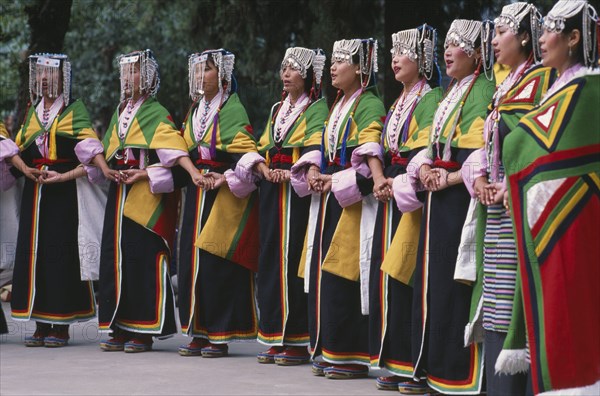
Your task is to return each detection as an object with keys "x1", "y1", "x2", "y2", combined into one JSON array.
[{"x1": 0, "y1": 302, "x2": 387, "y2": 395}]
